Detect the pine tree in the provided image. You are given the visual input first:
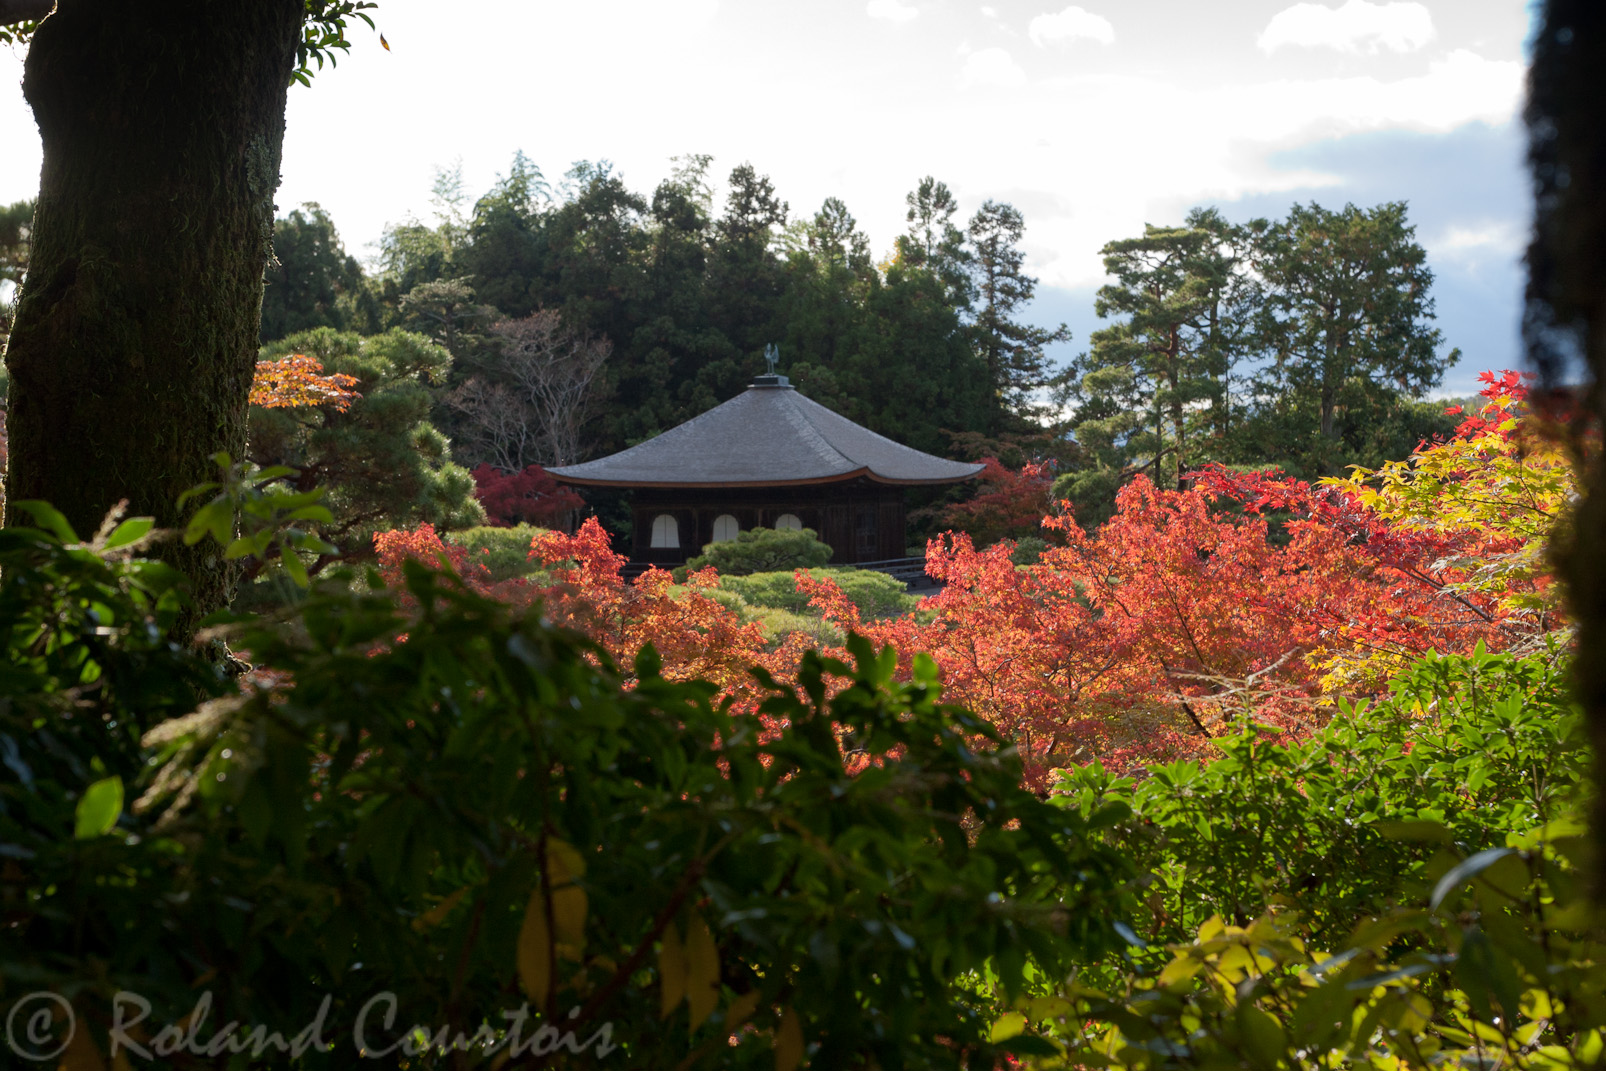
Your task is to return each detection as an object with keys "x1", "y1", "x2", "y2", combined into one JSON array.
[
  {"x1": 1070, "y1": 208, "x2": 1249, "y2": 489},
  {"x1": 1249, "y1": 201, "x2": 1458, "y2": 474},
  {"x1": 966, "y1": 200, "x2": 1069, "y2": 425},
  {"x1": 896, "y1": 176, "x2": 973, "y2": 309}
]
